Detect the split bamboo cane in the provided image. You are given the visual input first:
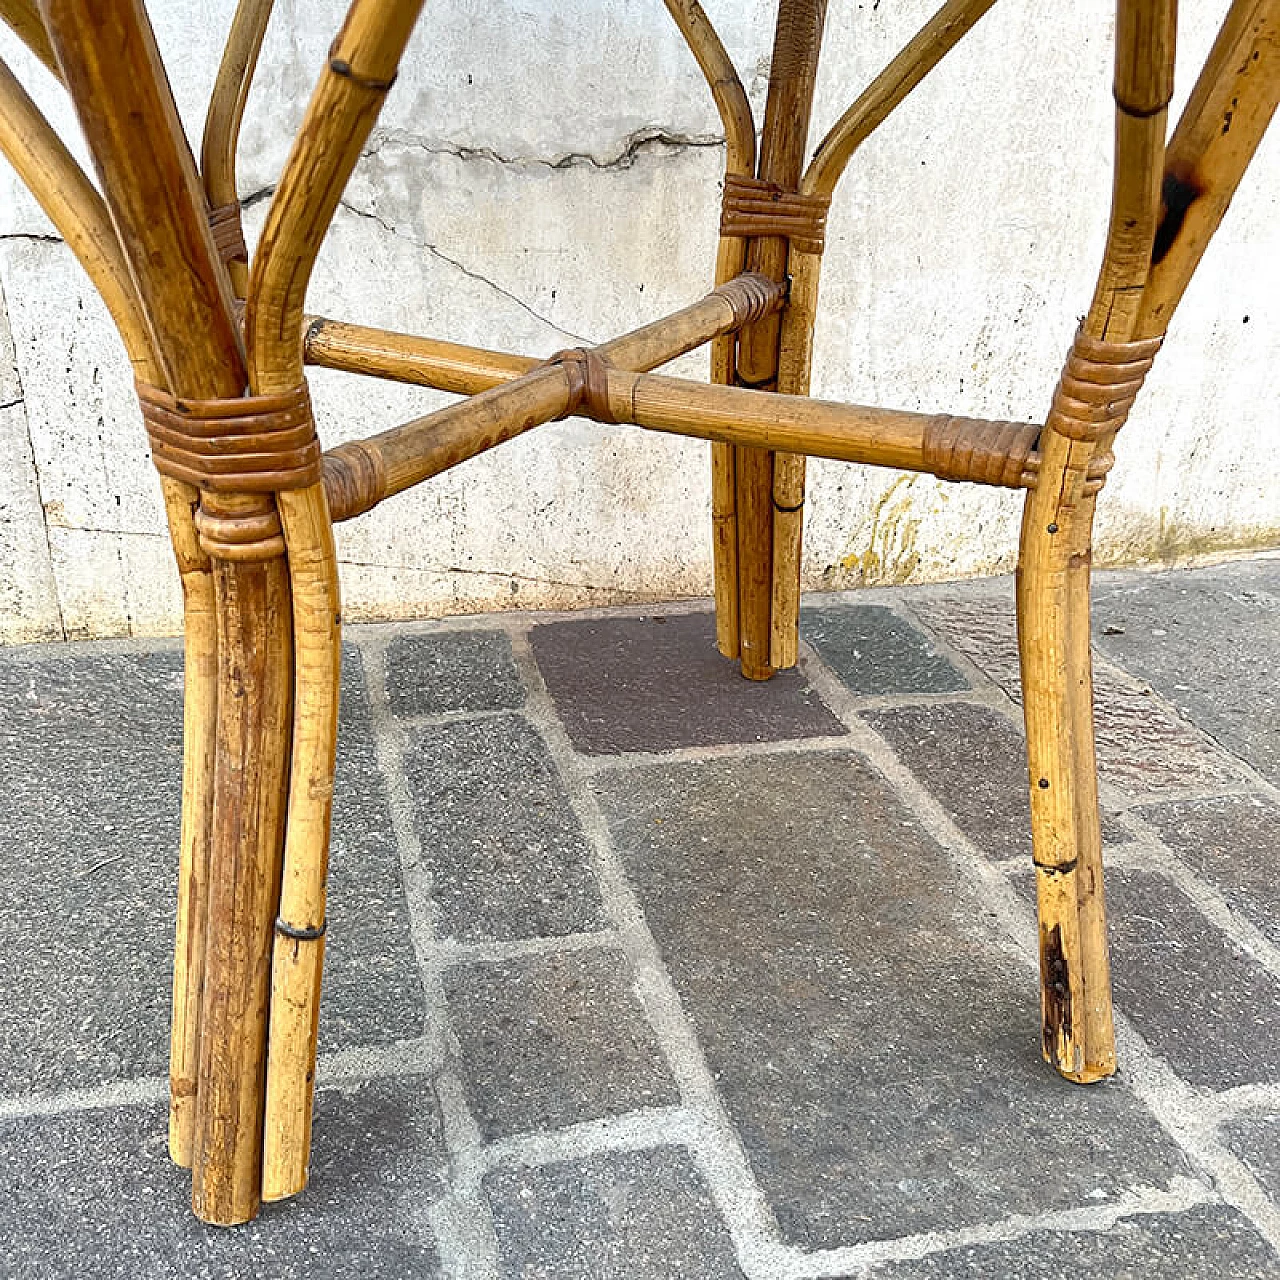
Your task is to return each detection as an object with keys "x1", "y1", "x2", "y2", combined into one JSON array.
[
  {"x1": 245, "y1": 0, "x2": 427, "y2": 1204},
  {"x1": 1016, "y1": 0, "x2": 1175, "y2": 1083}
]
